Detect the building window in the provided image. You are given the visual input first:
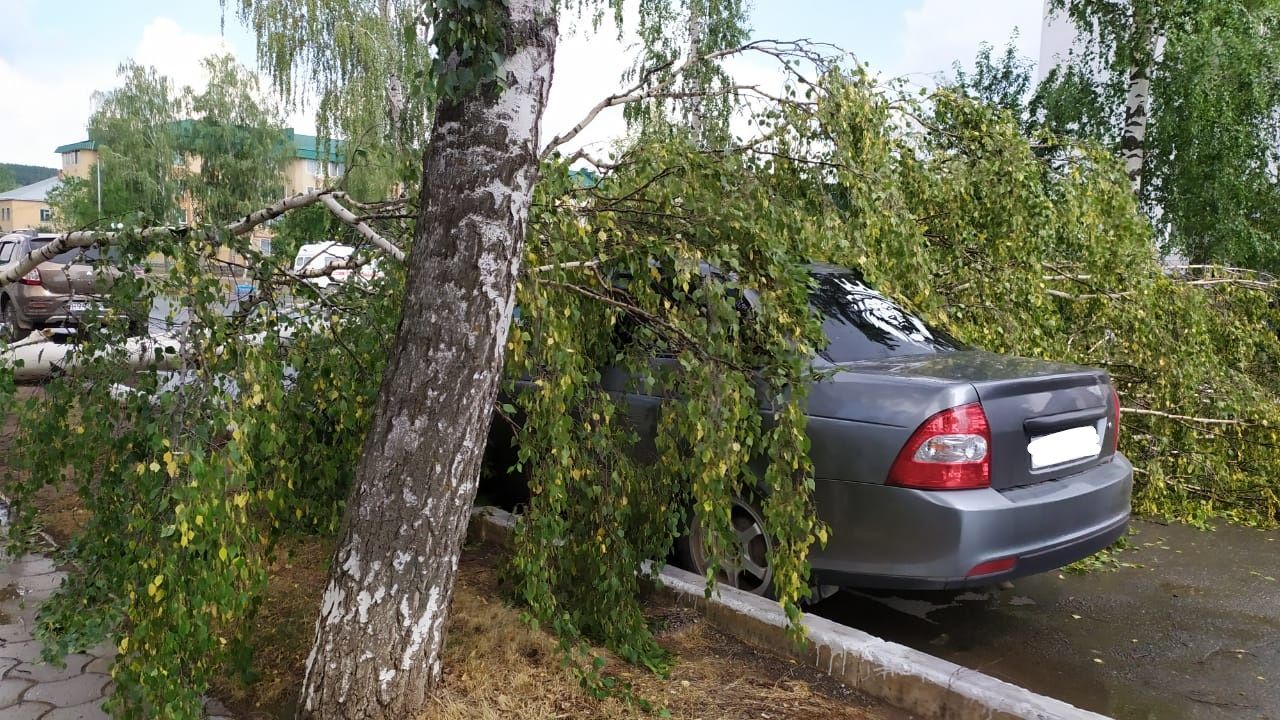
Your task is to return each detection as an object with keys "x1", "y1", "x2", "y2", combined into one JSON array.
[
  {"x1": 306, "y1": 159, "x2": 320, "y2": 175},
  {"x1": 71, "y1": 150, "x2": 80, "y2": 164},
  {"x1": 40, "y1": 208, "x2": 52, "y2": 222},
  {"x1": 260, "y1": 239, "x2": 272, "y2": 256}
]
